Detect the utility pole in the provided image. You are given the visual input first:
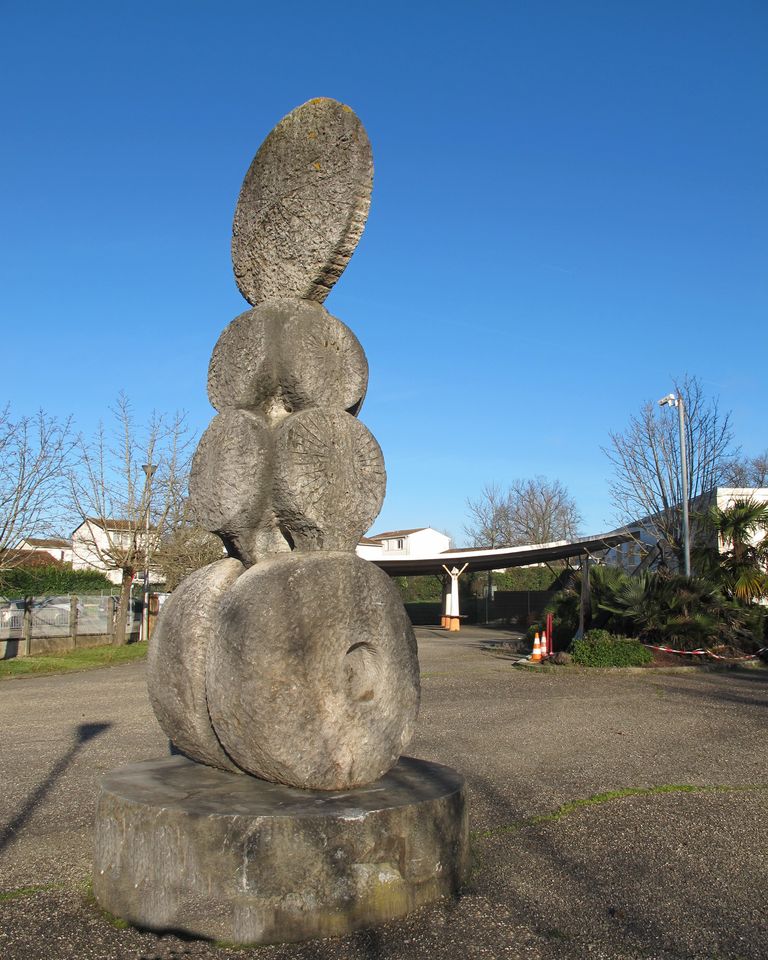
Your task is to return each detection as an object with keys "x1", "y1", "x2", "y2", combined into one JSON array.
[
  {"x1": 140, "y1": 463, "x2": 157, "y2": 643},
  {"x1": 658, "y1": 392, "x2": 691, "y2": 577}
]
